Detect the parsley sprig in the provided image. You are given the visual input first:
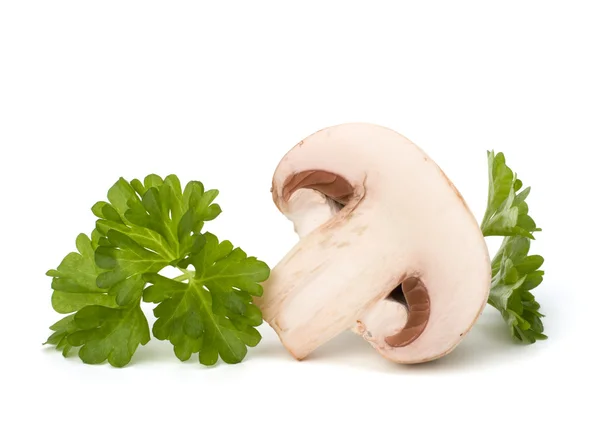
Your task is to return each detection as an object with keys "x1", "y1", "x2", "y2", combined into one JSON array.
[
  {"x1": 45, "y1": 175, "x2": 270, "y2": 366},
  {"x1": 481, "y1": 152, "x2": 546, "y2": 343}
]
